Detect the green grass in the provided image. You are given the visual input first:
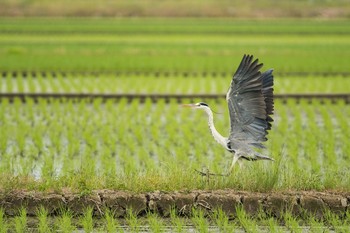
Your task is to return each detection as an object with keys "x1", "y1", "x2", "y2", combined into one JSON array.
[
  {"x1": 0, "y1": 98, "x2": 349, "y2": 192},
  {"x1": 0, "y1": 18, "x2": 349, "y2": 72}
]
